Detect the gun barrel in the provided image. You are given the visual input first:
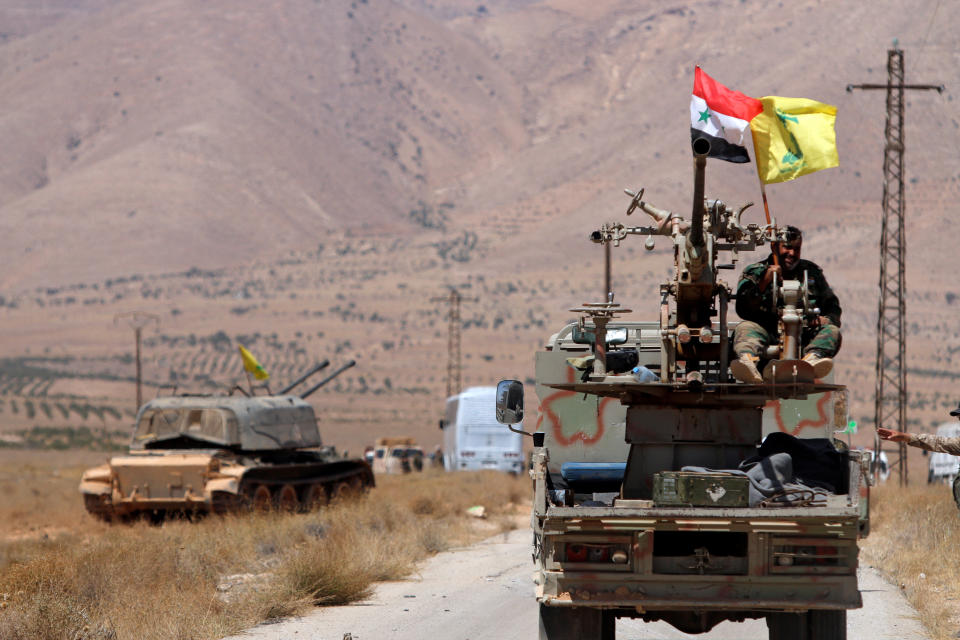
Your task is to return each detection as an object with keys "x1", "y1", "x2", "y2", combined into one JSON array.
[
  {"x1": 278, "y1": 360, "x2": 331, "y2": 395},
  {"x1": 689, "y1": 137, "x2": 710, "y2": 248},
  {"x1": 300, "y1": 360, "x2": 357, "y2": 399}
]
